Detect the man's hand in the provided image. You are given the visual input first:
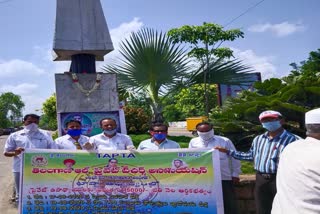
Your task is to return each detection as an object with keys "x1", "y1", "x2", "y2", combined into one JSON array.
[
  {"x1": 82, "y1": 142, "x2": 94, "y2": 150},
  {"x1": 214, "y1": 146, "x2": 229, "y2": 153},
  {"x1": 14, "y1": 147, "x2": 25, "y2": 156},
  {"x1": 232, "y1": 177, "x2": 240, "y2": 185},
  {"x1": 126, "y1": 145, "x2": 136, "y2": 151}
]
